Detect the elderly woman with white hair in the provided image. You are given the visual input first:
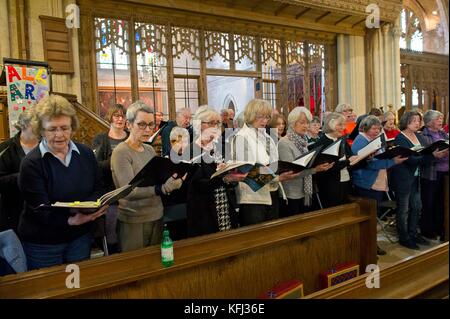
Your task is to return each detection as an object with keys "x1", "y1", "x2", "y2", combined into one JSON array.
[
  {"x1": 0, "y1": 110, "x2": 40, "y2": 233},
  {"x1": 111, "y1": 101, "x2": 185, "y2": 252},
  {"x1": 186, "y1": 105, "x2": 245, "y2": 237},
  {"x1": 278, "y1": 107, "x2": 333, "y2": 217},
  {"x1": 419, "y1": 110, "x2": 449, "y2": 240},
  {"x1": 335, "y1": 103, "x2": 356, "y2": 137},
  {"x1": 314, "y1": 112, "x2": 359, "y2": 208},
  {"x1": 230, "y1": 99, "x2": 300, "y2": 226}
]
